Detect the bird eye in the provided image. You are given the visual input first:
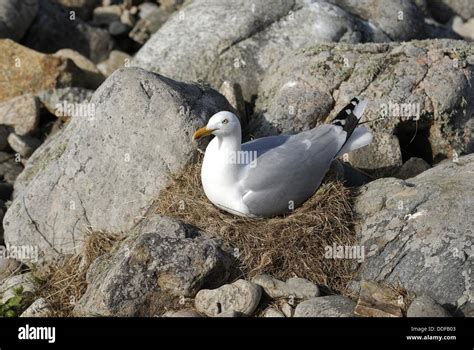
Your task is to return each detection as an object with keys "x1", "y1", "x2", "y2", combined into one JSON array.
[{"x1": 222, "y1": 119, "x2": 229, "y2": 124}]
